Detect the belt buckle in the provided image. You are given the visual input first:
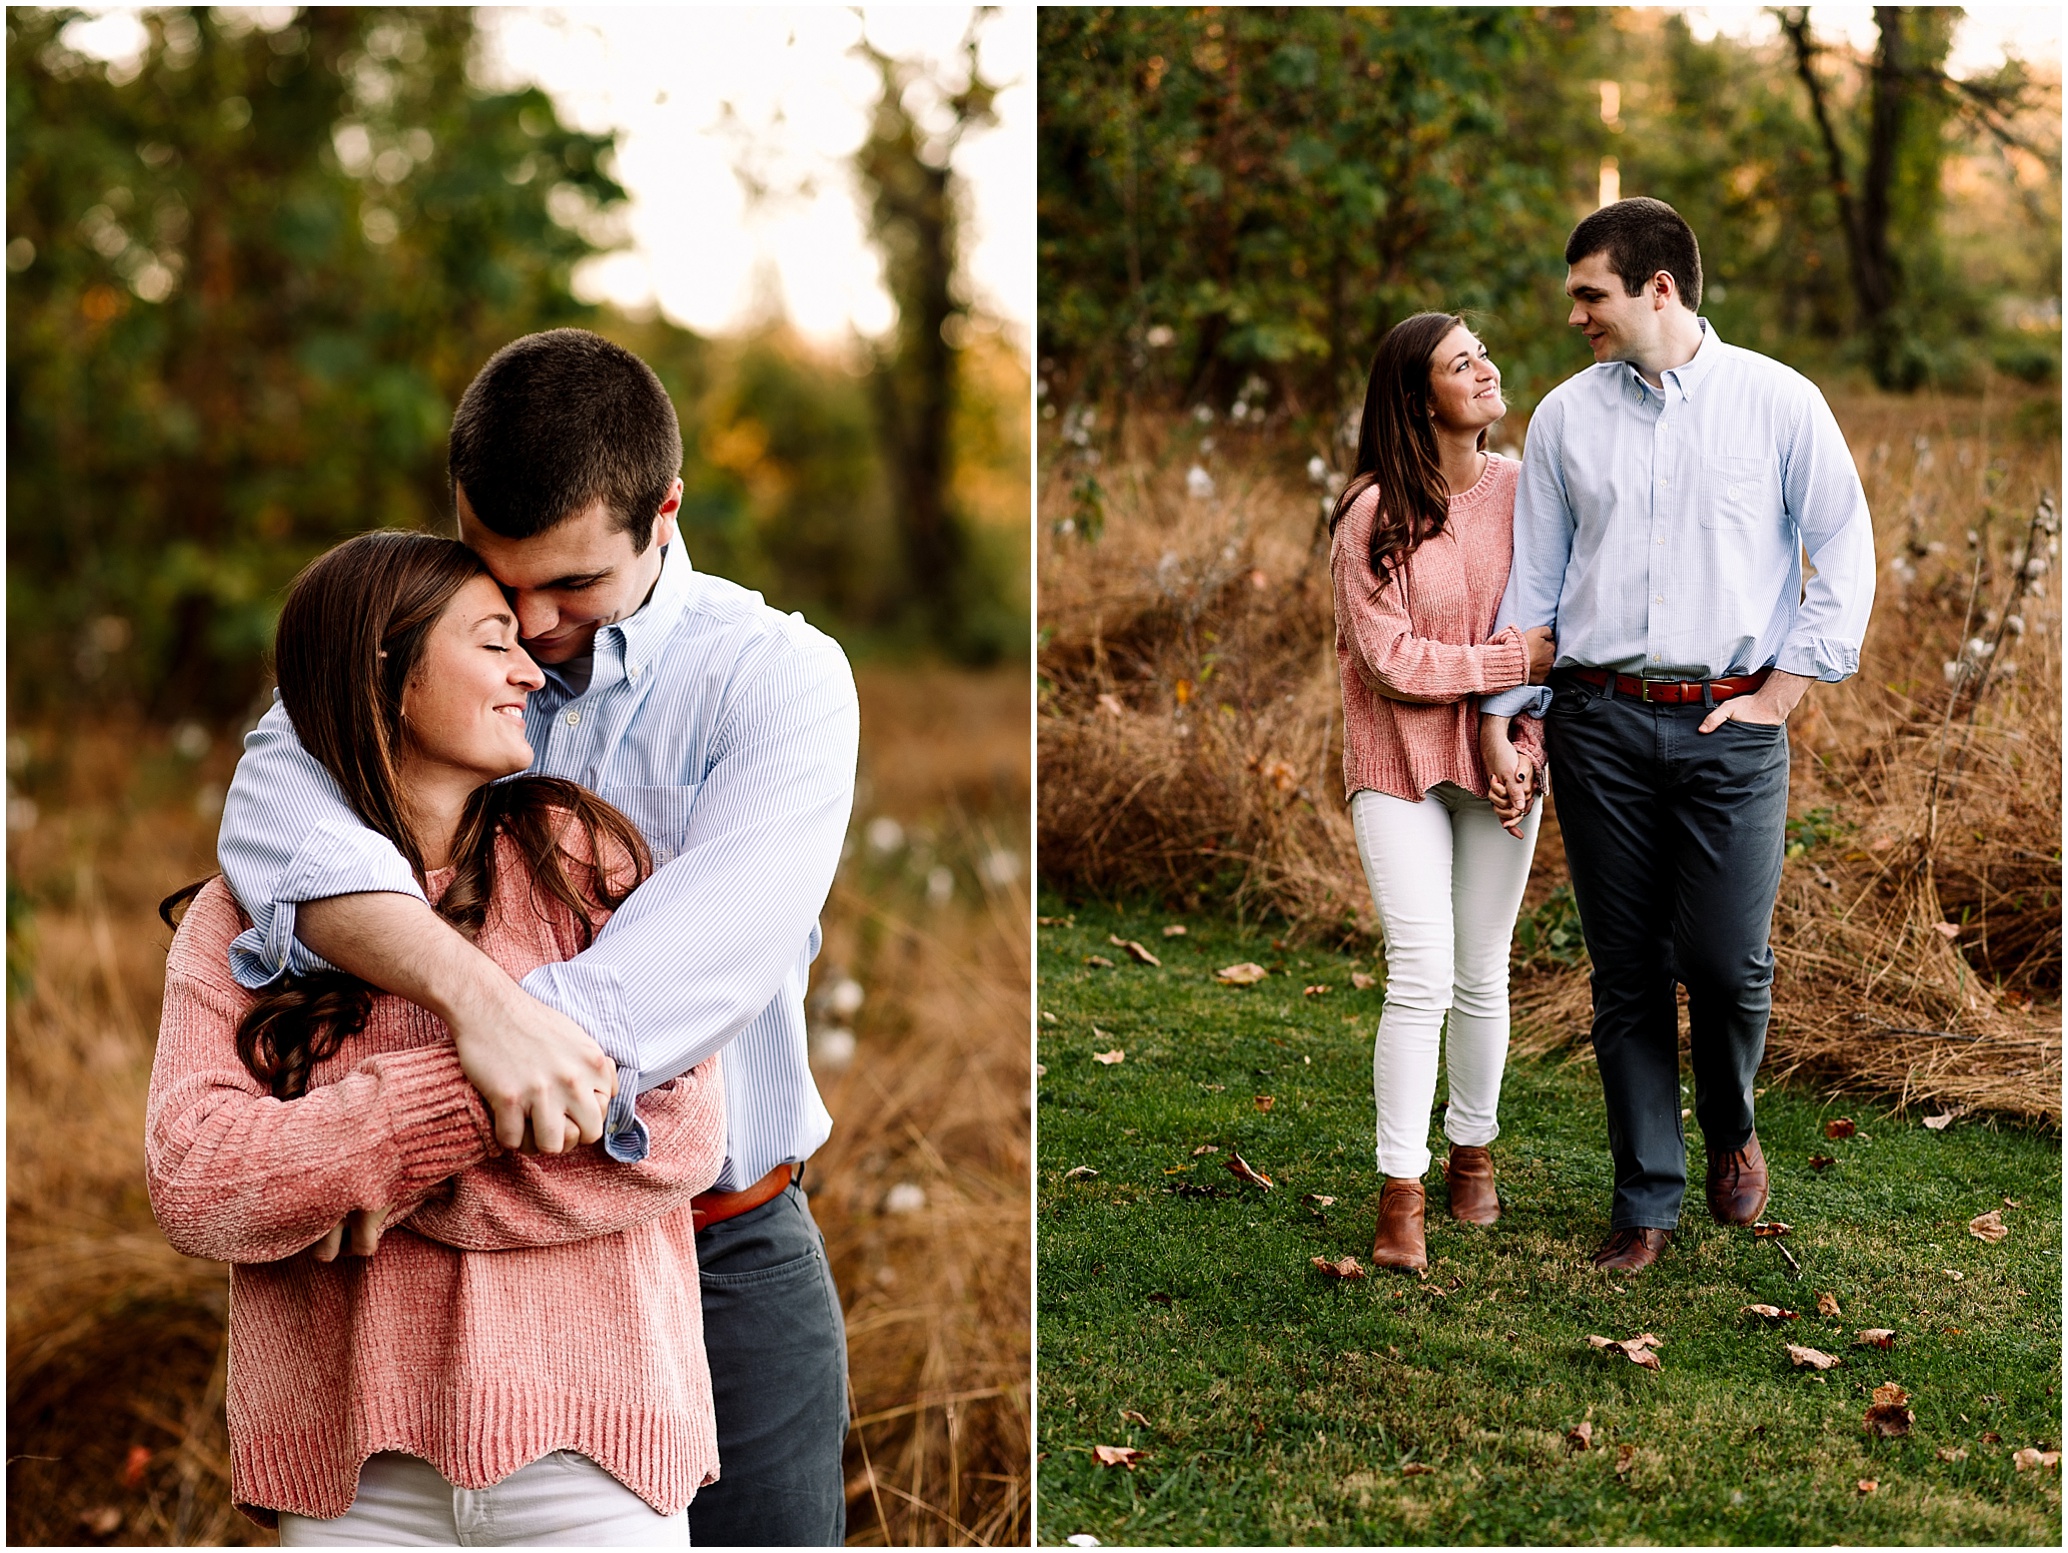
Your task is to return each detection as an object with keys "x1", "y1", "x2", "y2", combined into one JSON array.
[{"x1": 1638, "y1": 679, "x2": 1664, "y2": 704}]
